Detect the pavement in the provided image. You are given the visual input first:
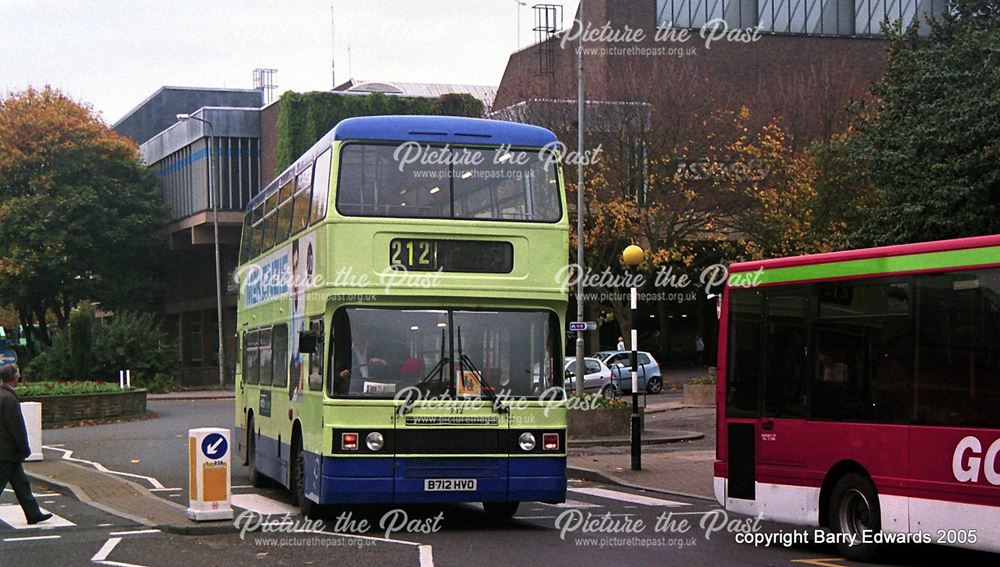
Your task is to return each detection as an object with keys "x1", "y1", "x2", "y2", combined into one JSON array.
[
  {"x1": 24, "y1": 453, "x2": 230, "y2": 534},
  {"x1": 147, "y1": 390, "x2": 235, "y2": 401},
  {"x1": 567, "y1": 450, "x2": 716, "y2": 501}
]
